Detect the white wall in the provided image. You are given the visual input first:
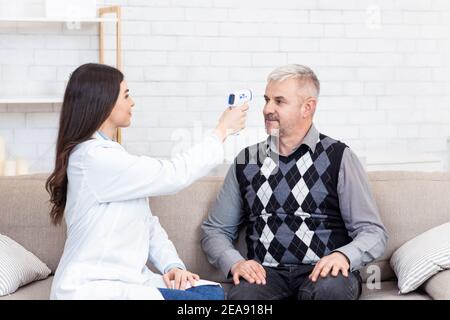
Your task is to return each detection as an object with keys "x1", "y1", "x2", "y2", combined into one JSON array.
[{"x1": 1, "y1": 0, "x2": 450, "y2": 173}]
